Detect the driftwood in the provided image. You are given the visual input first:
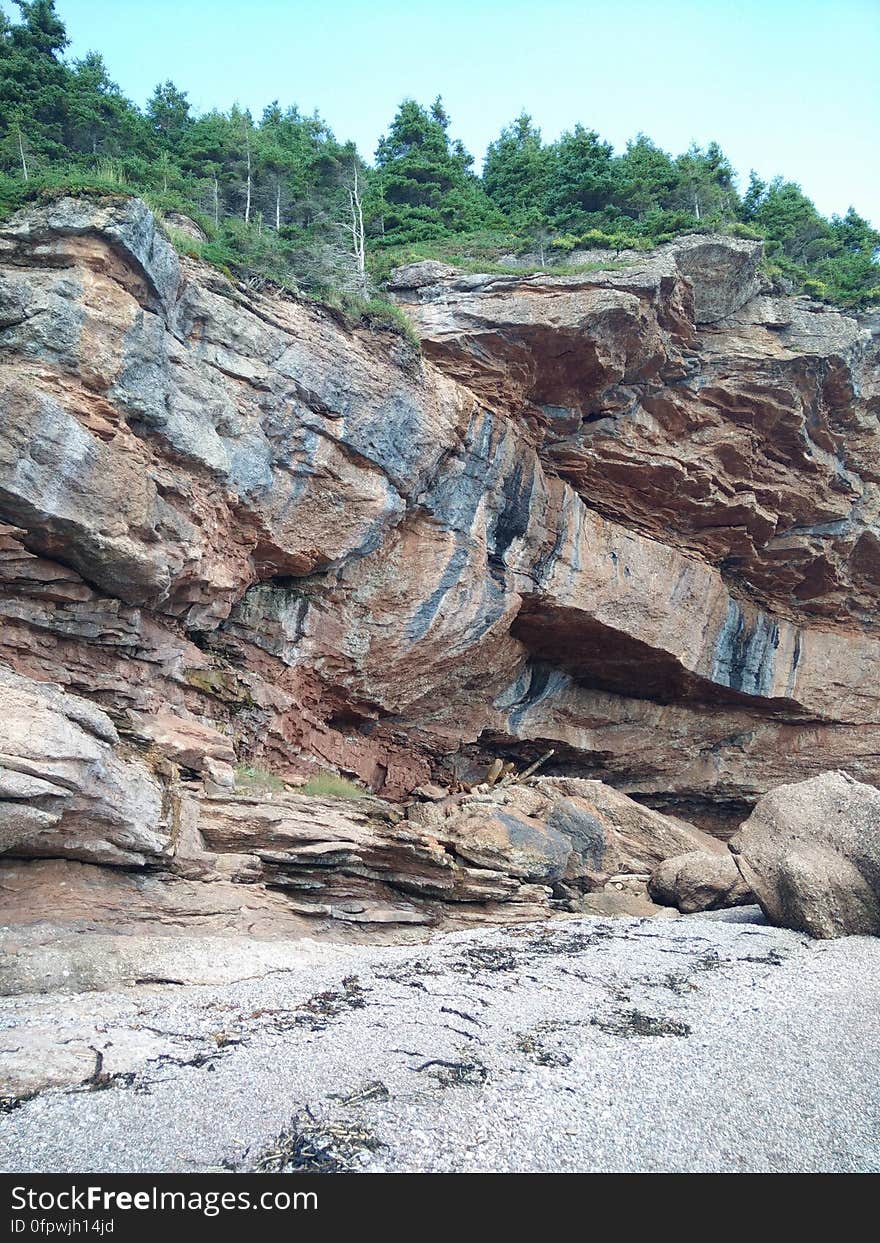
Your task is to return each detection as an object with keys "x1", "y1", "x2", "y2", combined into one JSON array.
[
  {"x1": 470, "y1": 747, "x2": 557, "y2": 793},
  {"x1": 484, "y1": 758, "x2": 504, "y2": 787},
  {"x1": 498, "y1": 749, "x2": 555, "y2": 788}
]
